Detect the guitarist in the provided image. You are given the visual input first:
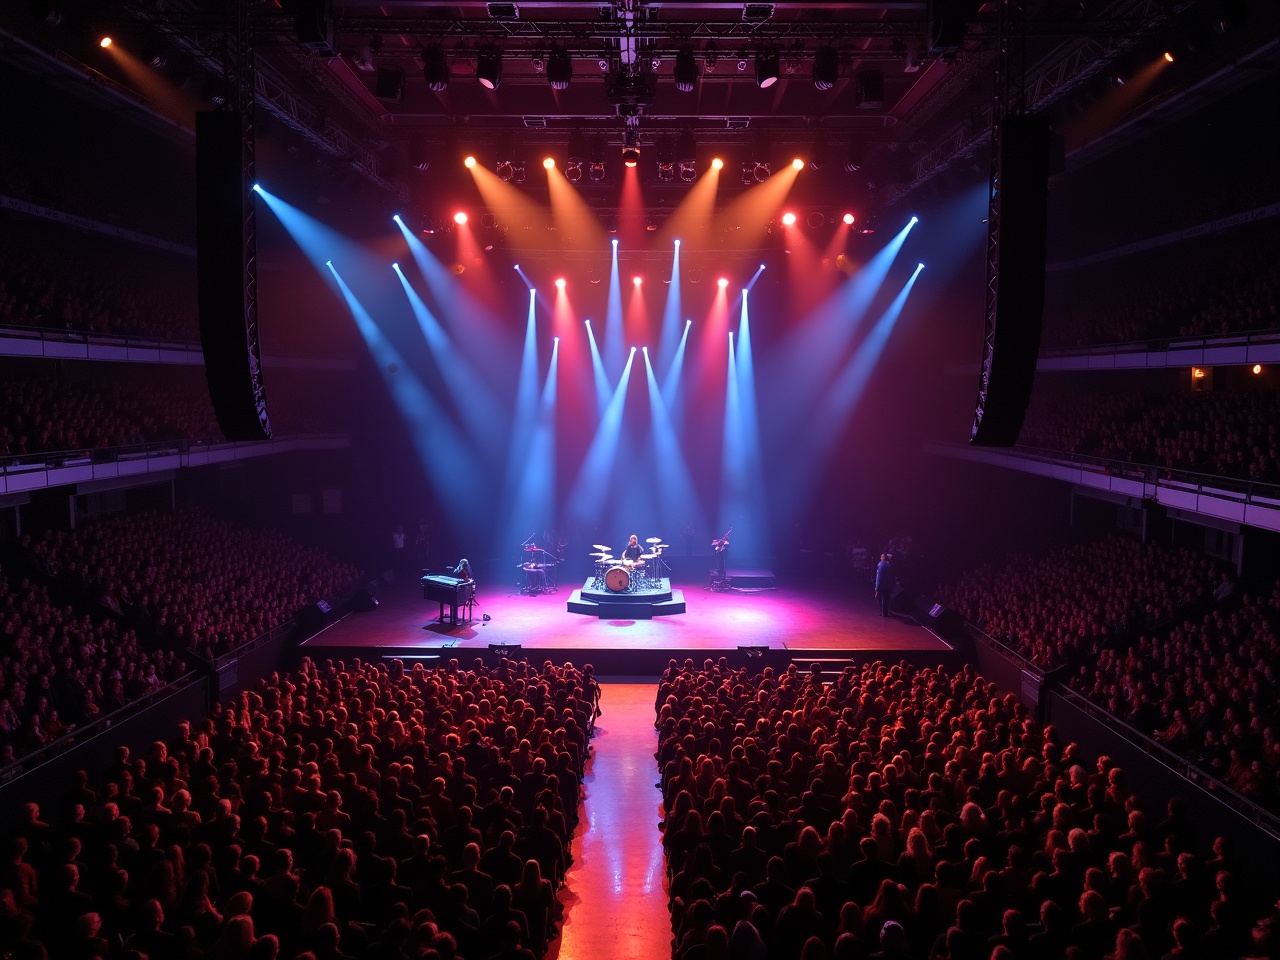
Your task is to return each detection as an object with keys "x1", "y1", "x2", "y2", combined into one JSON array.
[{"x1": 711, "y1": 527, "x2": 732, "y2": 582}]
